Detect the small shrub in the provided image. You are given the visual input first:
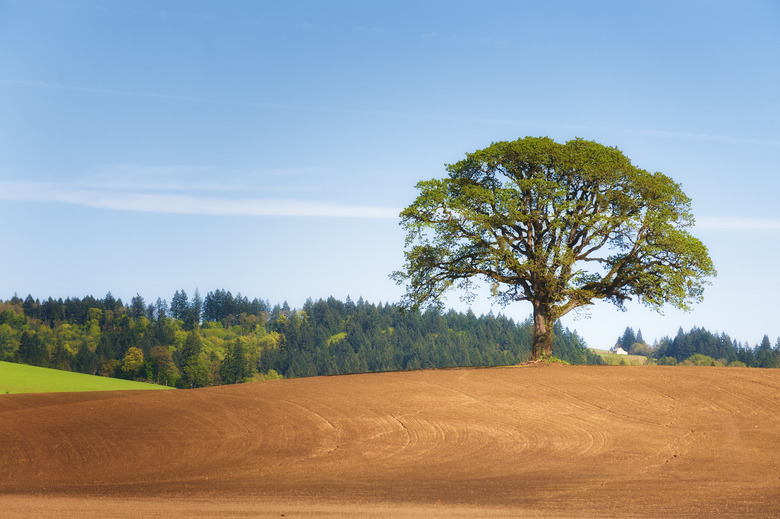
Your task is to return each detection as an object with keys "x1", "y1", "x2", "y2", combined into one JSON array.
[
  {"x1": 681, "y1": 353, "x2": 718, "y2": 367},
  {"x1": 629, "y1": 342, "x2": 653, "y2": 356}
]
